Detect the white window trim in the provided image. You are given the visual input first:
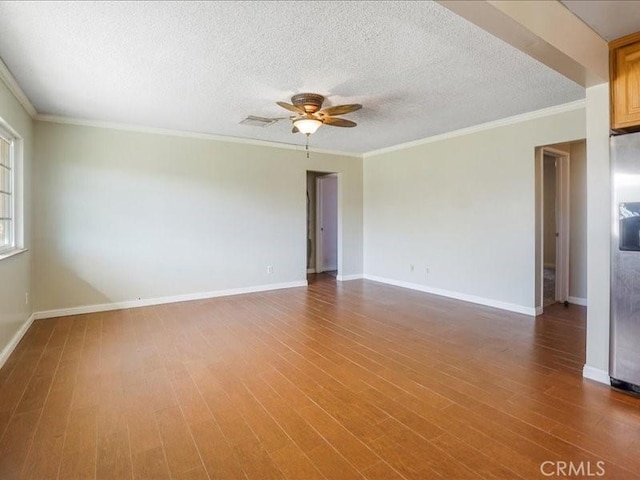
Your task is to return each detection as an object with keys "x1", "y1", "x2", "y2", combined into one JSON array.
[
  {"x1": 0, "y1": 117, "x2": 24, "y2": 260},
  {"x1": 0, "y1": 248, "x2": 27, "y2": 261}
]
